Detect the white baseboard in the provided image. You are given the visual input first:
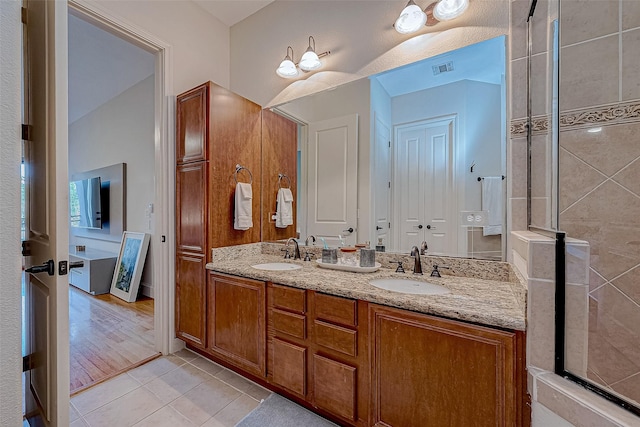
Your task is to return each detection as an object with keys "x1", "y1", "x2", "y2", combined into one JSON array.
[{"x1": 140, "y1": 281, "x2": 154, "y2": 299}]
